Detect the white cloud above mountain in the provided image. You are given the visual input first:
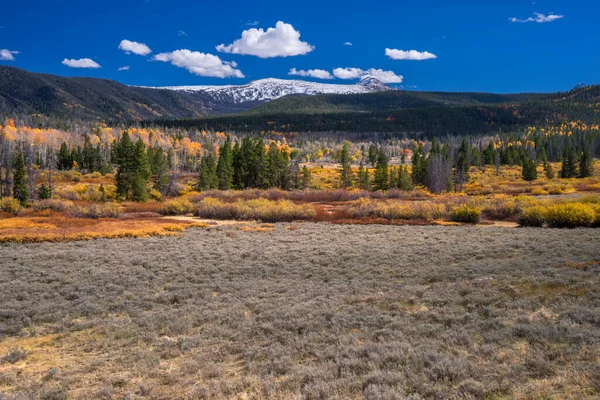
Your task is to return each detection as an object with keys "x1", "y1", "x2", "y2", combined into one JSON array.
[
  {"x1": 62, "y1": 58, "x2": 101, "y2": 68},
  {"x1": 216, "y1": 21, "x2": 314, "y2": 58},
  {"x1": 119, "y1": 40, "x2": 152, "y2": 56},
  {"x1": 509, "y1": 13, "x2": 563, "y2": 23},
  {"x1": 385, "y1": 48, "x2": 437, "y2": 60},
  {"x1": 118, "y1": 66, "x2": 130, "y2": 71},
  {"x1": 333, "y1": 67, "x2": 403, "y2": 83},
  {"x1": 0, "y1": 49, "x2": 19, "y2": 61},
  {"x1": 153, "y1": 49, "x2": 244, "y2": 78},
  {"x1": 288, "y1": 68, "x2": 333, "y2": 79}
]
